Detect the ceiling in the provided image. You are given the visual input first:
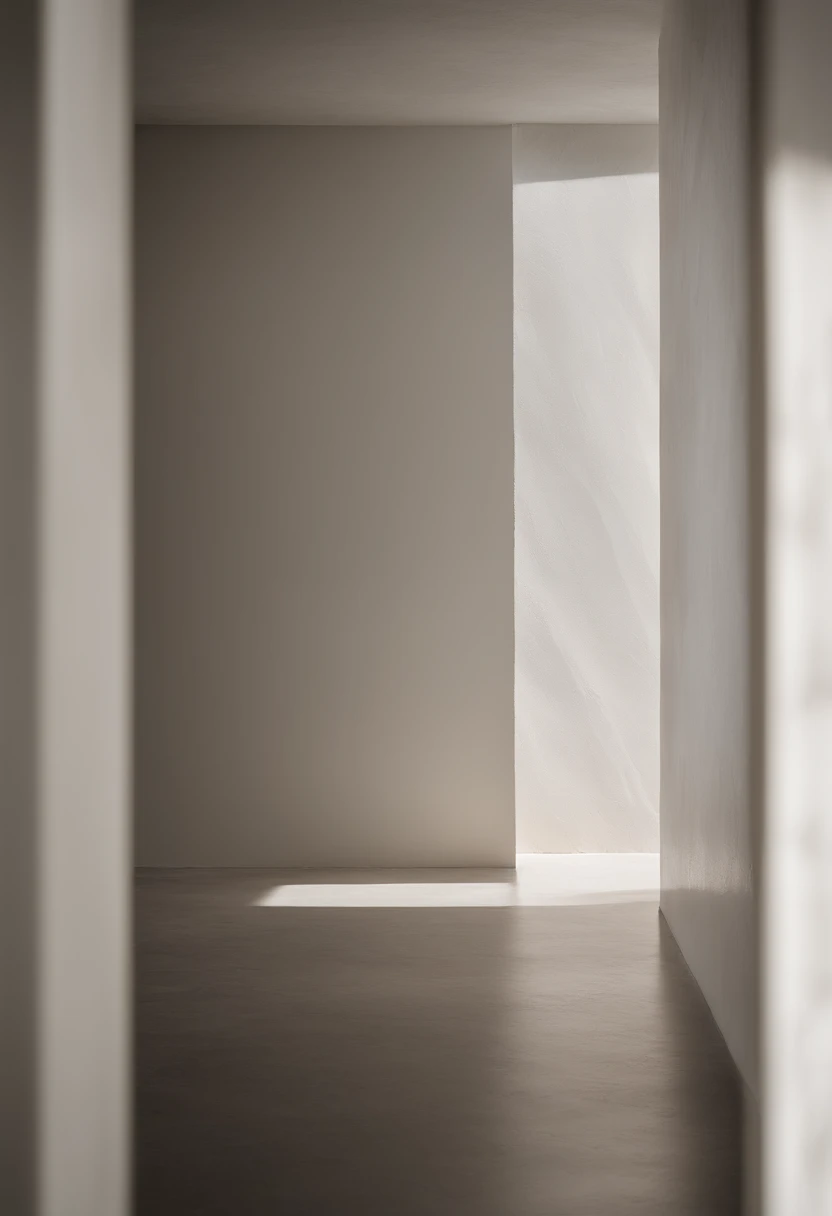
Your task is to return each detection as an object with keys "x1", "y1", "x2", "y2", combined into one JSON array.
[{"x1": 135, "y1": 0, "x2": 662, "y2": 126}]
